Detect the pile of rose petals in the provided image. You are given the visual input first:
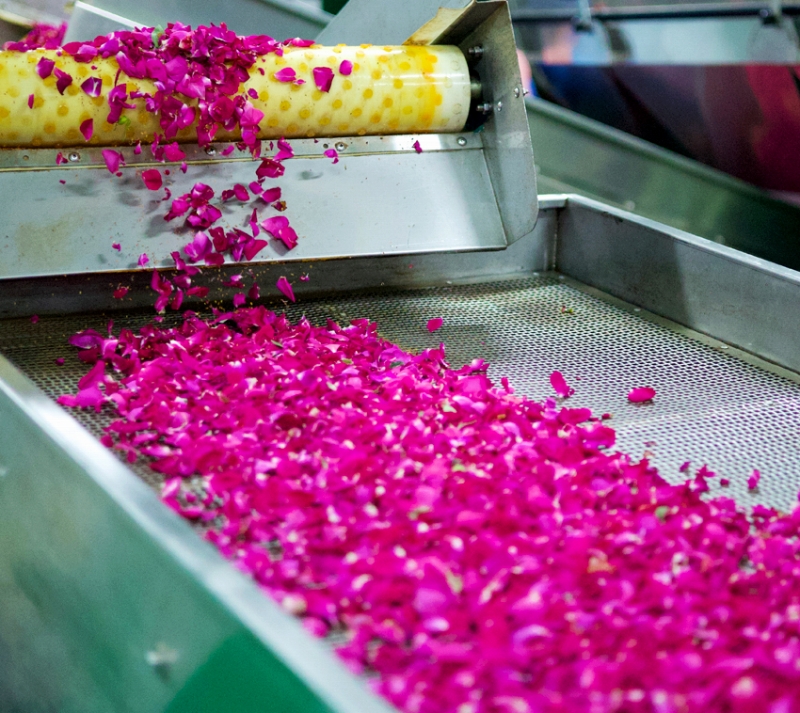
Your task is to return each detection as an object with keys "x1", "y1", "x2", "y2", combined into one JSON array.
[{"x1": 59, "y1": 306, "x2": 800, "y2": 713}]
